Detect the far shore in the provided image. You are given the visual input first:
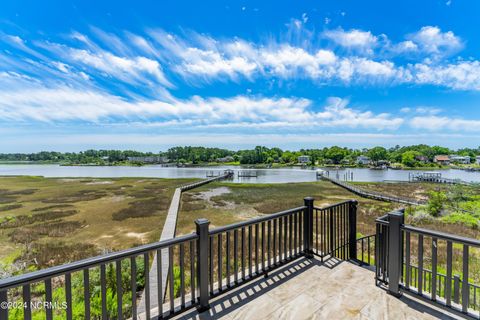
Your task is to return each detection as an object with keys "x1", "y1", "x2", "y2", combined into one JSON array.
[{"x1": 1, "y1": 160, "x2": 478, "y2": 171}]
